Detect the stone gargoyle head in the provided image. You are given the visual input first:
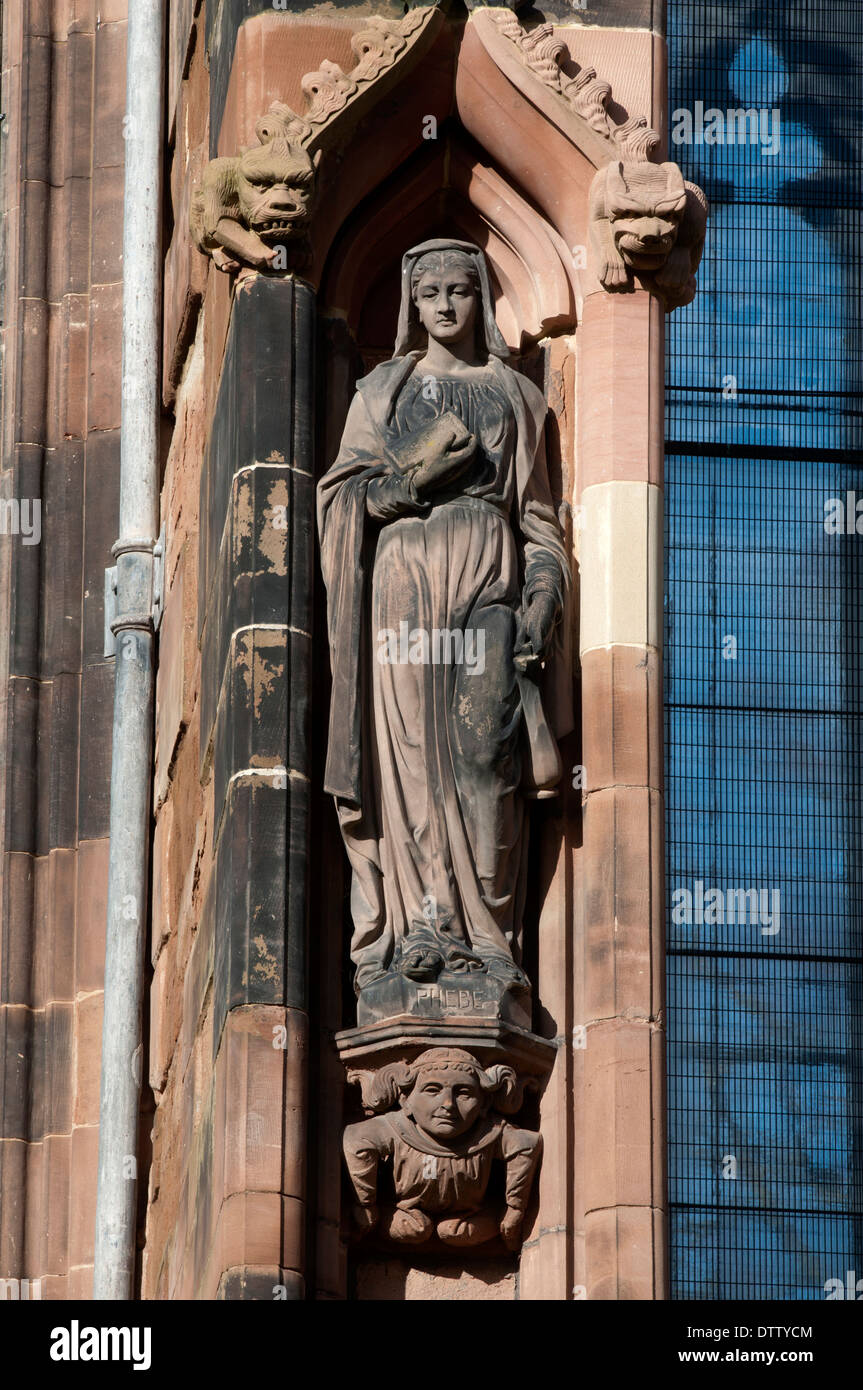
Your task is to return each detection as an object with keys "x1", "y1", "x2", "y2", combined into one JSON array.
[
  {"x1": 235, "y1": 107, "x2": 320, "y2": 243},
  {"x1": 190, "y1": 104, "x2": 321, "y2": 273},
  {"x1": 605, "y1": 160, "x2": 688, "y2": 269},
  {"x1": 589, "y1": 159, "x2": 708, "y2": 309}
]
